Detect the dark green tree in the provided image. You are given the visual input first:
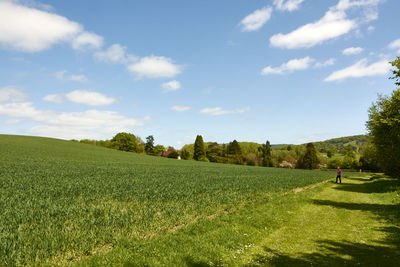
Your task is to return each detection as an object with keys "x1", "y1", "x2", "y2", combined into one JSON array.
[
  {"x1": 153, "y1": 145, "x2": 165, "y2": 156},
  {"x1": 206, "y1": 142, "x2": 224, "y2": 162},
  {"x1": 297, "y1": 143, "x2": 319, "y2": 169},
  {"x1": 259, "y1": 140, "x2": 273, "y2": 167},
  {"x1": 227, "y1": 140, "x2": 242, "y2": 155},
  {"x1": 193, "y1": 135, "x2": 206, "y2": 161},
  {"x1": 180, "y1": 149, "x2": 191, "y2": 160},
  {"x1": 145, "y1": 135, "x2": 154, "y2": 154},
  {"x1": 389, "y1": 56, "x2": 400, "y2": 86},
  {"x1": 111, "y1": 132, "x2": 138, "y2": 152}
]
